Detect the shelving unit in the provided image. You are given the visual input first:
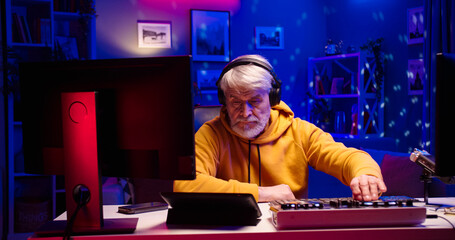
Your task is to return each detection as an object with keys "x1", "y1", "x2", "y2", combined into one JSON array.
[
  {"x1": 8, "y1": 0, "x2": 53, "y2": 47},
  {"x1": 307, "y1": 52, "x2": 384, "y2": 138},
  {"x1": 4, "y1": 1, "x2": 96, "y2": 239}
]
